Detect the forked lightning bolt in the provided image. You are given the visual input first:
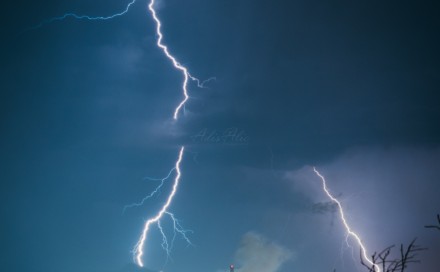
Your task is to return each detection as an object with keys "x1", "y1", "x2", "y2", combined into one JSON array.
[
  {"x1": 134, "y1": 146, "x2": 185, "y2": 267},
  {"x1": 28, "y1": 2, "x2": 377, "y2": 272},
  {"x1": 166, "y1": 211, "x2": 193, "y2": 248},
  {"x1": 124, "y1": 150, "x2": 192, "y2": 266},
  {"x1": 30, "y1": 0, "x2": 202, "y2": 268},
  {"x1": 313, "y1": 167, "x2": 381, "y2": 272},
  {"x1": 156, "y1": 212, "x2": 193, "y2": 264}
]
